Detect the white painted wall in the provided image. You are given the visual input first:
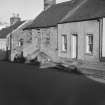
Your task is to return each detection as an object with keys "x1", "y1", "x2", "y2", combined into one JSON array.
[{"x1": 58, "y1": 20, "x2": 99, "y2": 62}]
